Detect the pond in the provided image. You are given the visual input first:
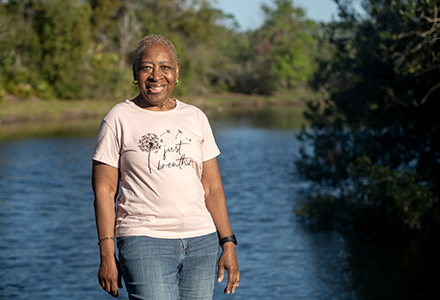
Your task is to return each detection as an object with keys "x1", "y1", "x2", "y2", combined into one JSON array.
[{"x1": 0, "y1": 106, "x2": 438, "y2": 299}]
